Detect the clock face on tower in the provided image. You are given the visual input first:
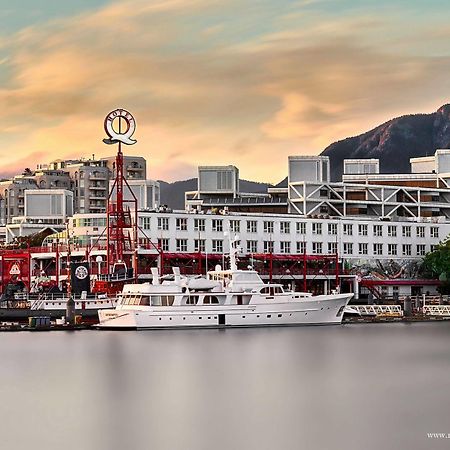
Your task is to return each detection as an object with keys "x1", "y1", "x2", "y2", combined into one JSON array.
[{"x1": 75, "y1": 265, "x2": 88, "y2": 280}]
